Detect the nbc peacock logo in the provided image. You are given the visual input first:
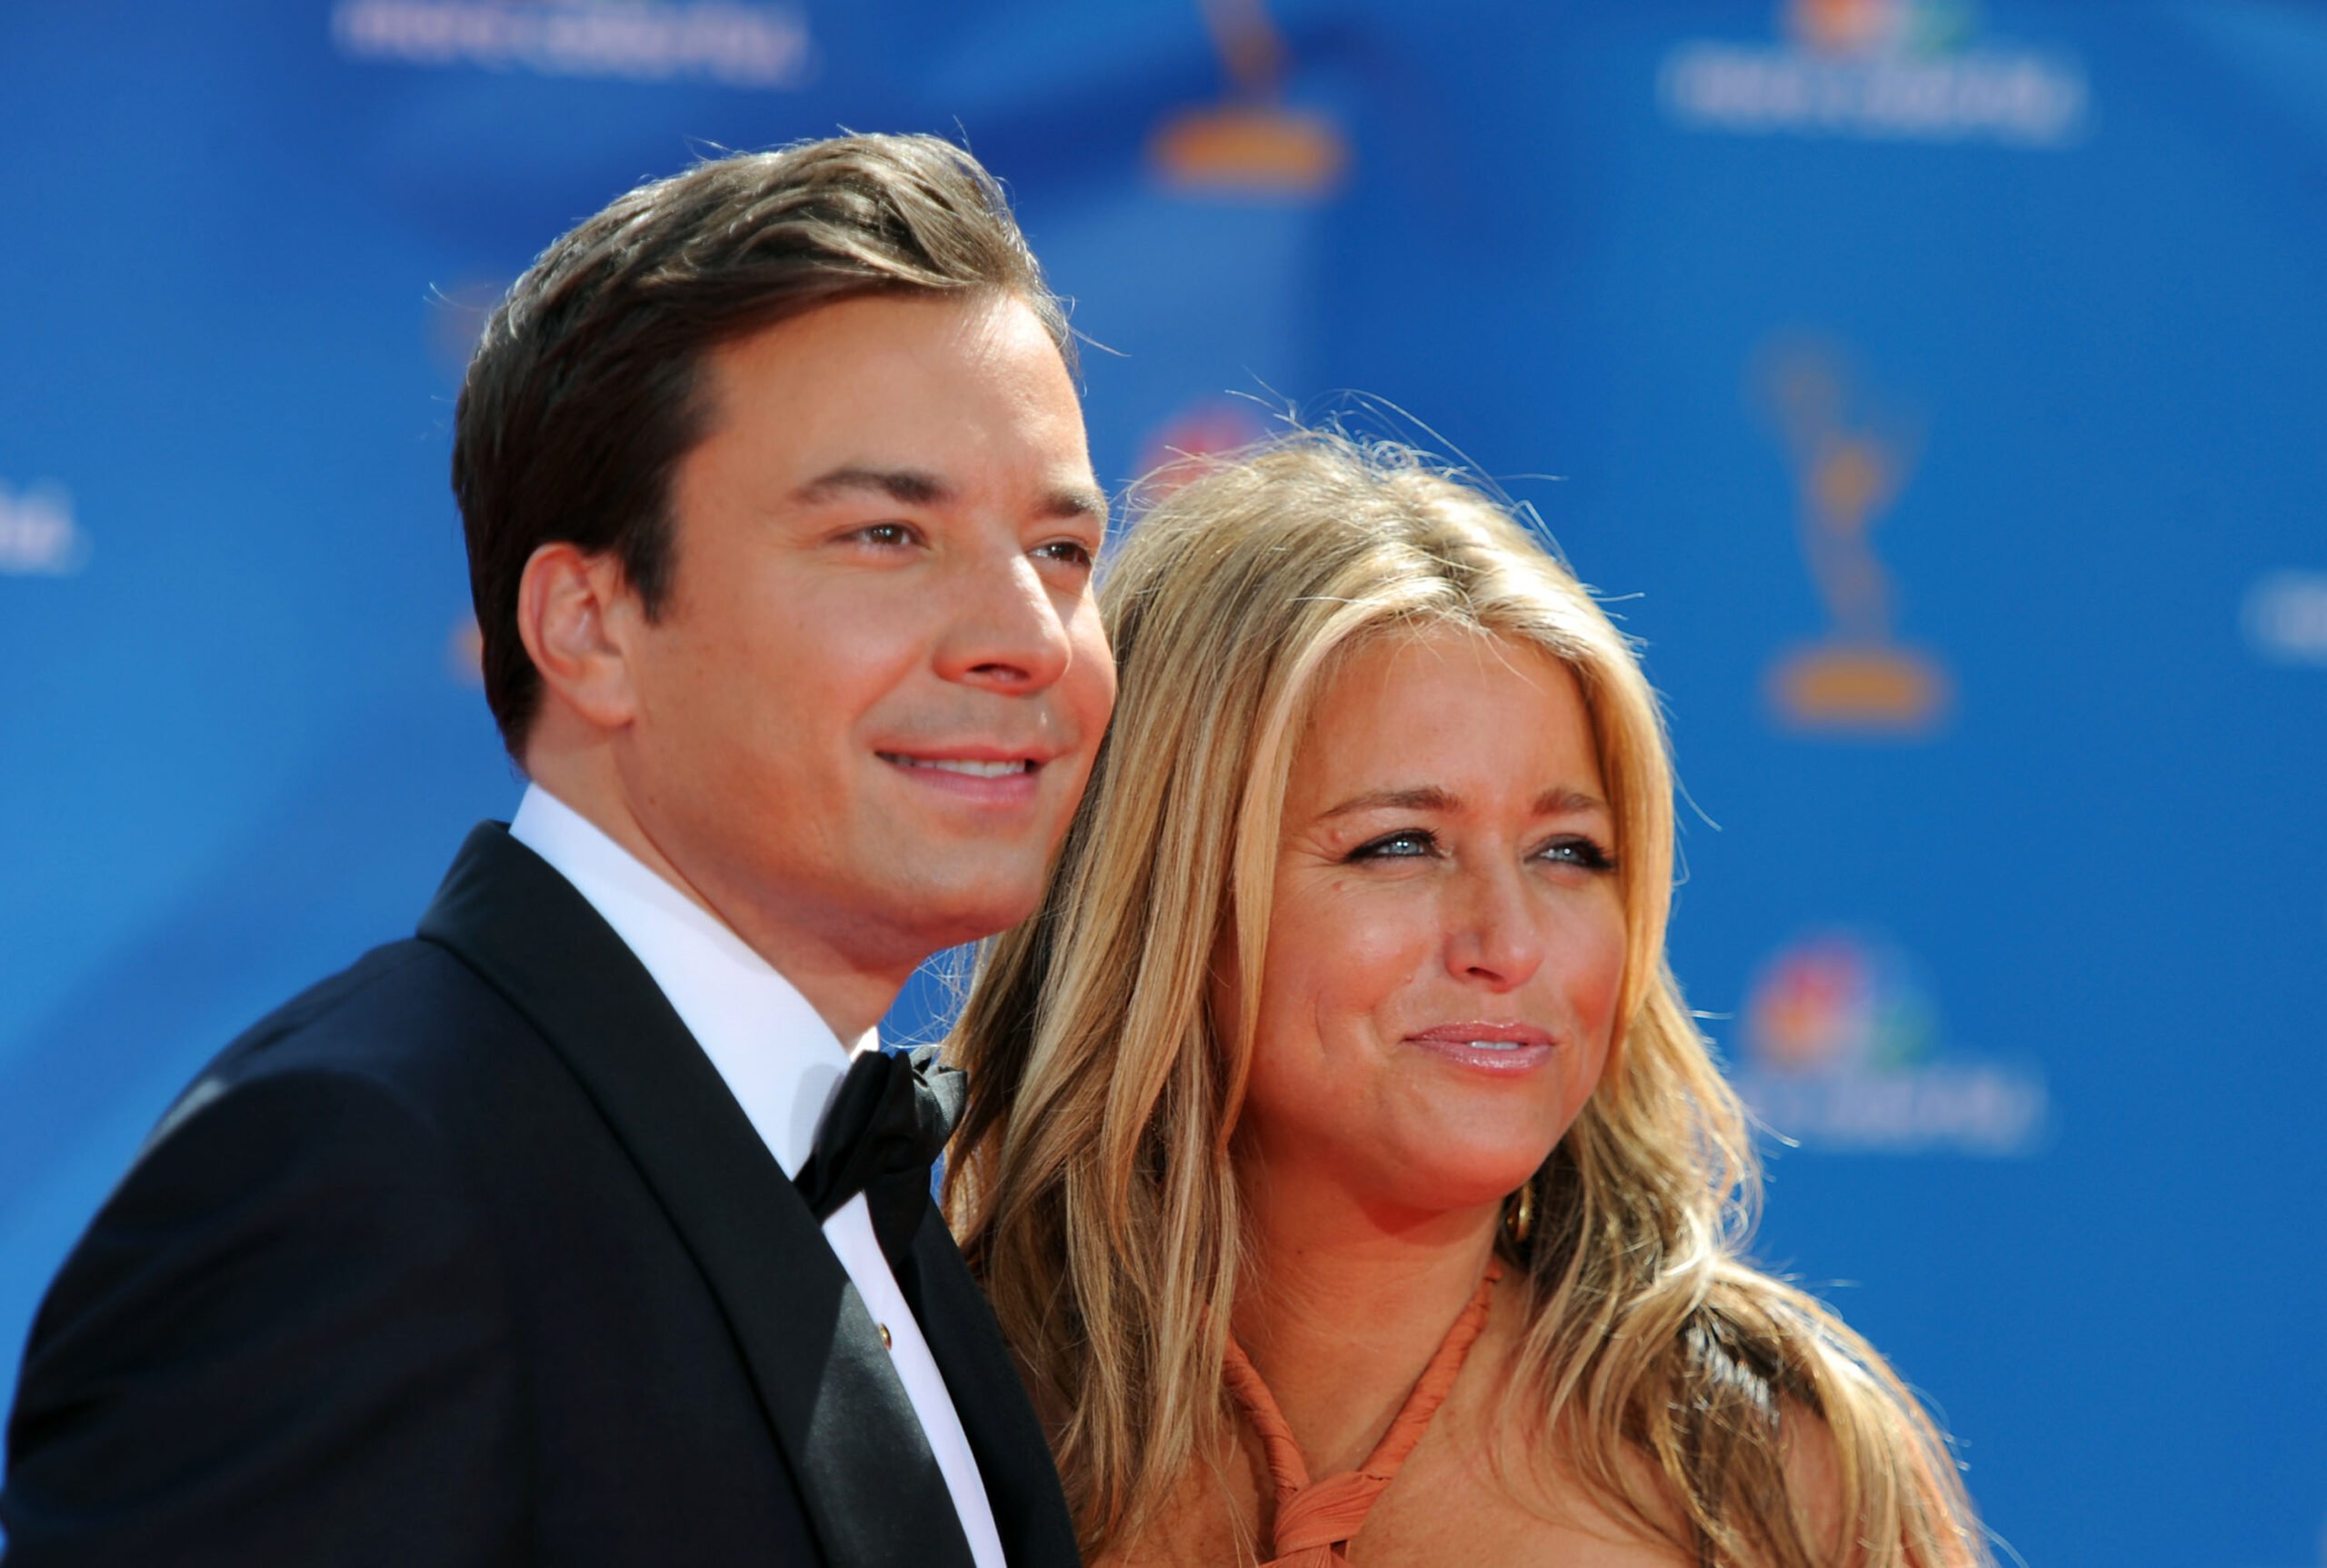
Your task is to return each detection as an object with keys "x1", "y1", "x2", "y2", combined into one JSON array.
[
  {"x1": 1746, "y1": 933, "x2": 1936, "y2": 1075},
  {"x1": 1784, "y1": 0, "x2": 1980, "y2": 55},
  {"x1": 1731, "y1": 930, "x2": 2046, "y2": 1156}
]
